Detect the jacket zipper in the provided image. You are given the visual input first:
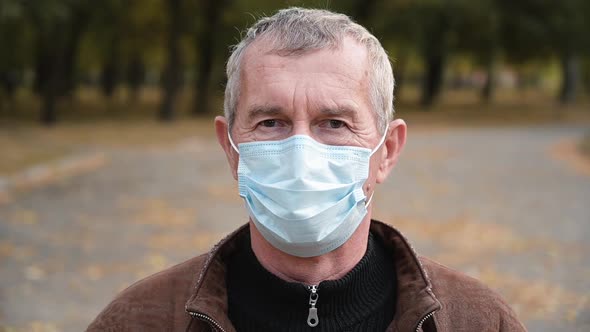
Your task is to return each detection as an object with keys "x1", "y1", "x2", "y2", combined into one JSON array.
[
  {"x1": 188, "y1": 311, "x2": 226, "y2": 332},
  {"x1": 415, "y1": 310, "x2": 437, "y2": 332},
  {"x1": 307, "y1": 284, "x2": 319, "y2": 327}
]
